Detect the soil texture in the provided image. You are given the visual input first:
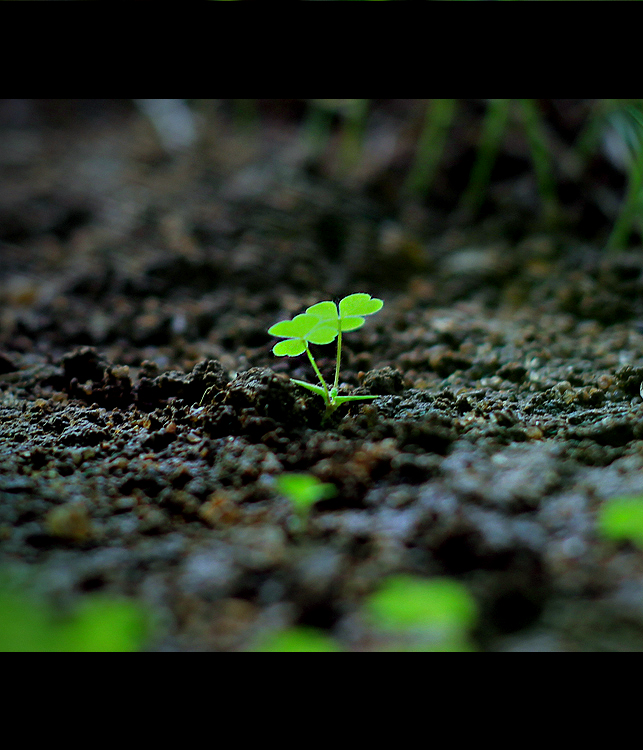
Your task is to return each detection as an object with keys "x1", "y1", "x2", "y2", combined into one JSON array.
[{"x1": 2, "y1": 99, "x2": 643, "y2": 651}]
